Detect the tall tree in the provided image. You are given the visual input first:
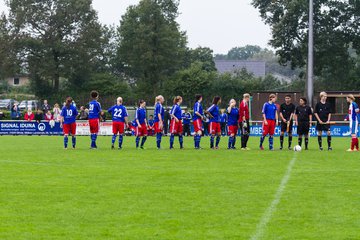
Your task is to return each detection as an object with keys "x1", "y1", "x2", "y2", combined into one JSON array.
[
  {"x1": 117, "y1": 0, "x2": 187, "y2": 99},
  {"x1": 252, "y1": 0, "x2": 360, "y2": 89},
  {"x1": 0, "y1": 14, "x2": 19, "y2": 79},
  {"x1": 5, "y1": 0, "x2": 108, "y2": 96},
  {"x1": 185, "y1": 47, "x2": 216, "y2": 72}
]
